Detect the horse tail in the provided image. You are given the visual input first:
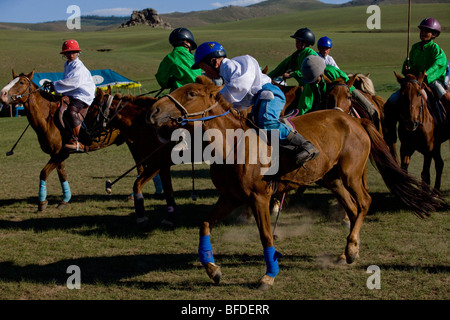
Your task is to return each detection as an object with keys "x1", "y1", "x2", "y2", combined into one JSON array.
[{"x1": 358, "y1": 118, "x2": 446, "y2": 218}]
